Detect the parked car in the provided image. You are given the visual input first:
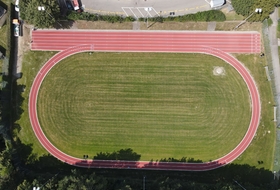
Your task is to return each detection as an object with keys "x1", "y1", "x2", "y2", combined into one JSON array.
[
  {"x1": 12, "y1": 19, "x2": 20, "y2": 37},
  {"x1": 66, "y1": 0, "x2": 74, "y2": 10},
  {"x1": 15, "y1": 0, "x2": 19, "y2": 12}
]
